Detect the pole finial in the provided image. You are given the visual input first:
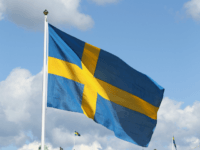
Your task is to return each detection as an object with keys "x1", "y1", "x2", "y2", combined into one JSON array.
[{"x1": 43, "y1": 9, "x2": 48, "y2": 15}]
